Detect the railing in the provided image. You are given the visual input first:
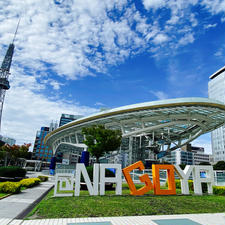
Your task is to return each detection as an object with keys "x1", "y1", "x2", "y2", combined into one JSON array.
[{"x1": 55, "y1": 169, "x2": 75, "y2": 174}]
